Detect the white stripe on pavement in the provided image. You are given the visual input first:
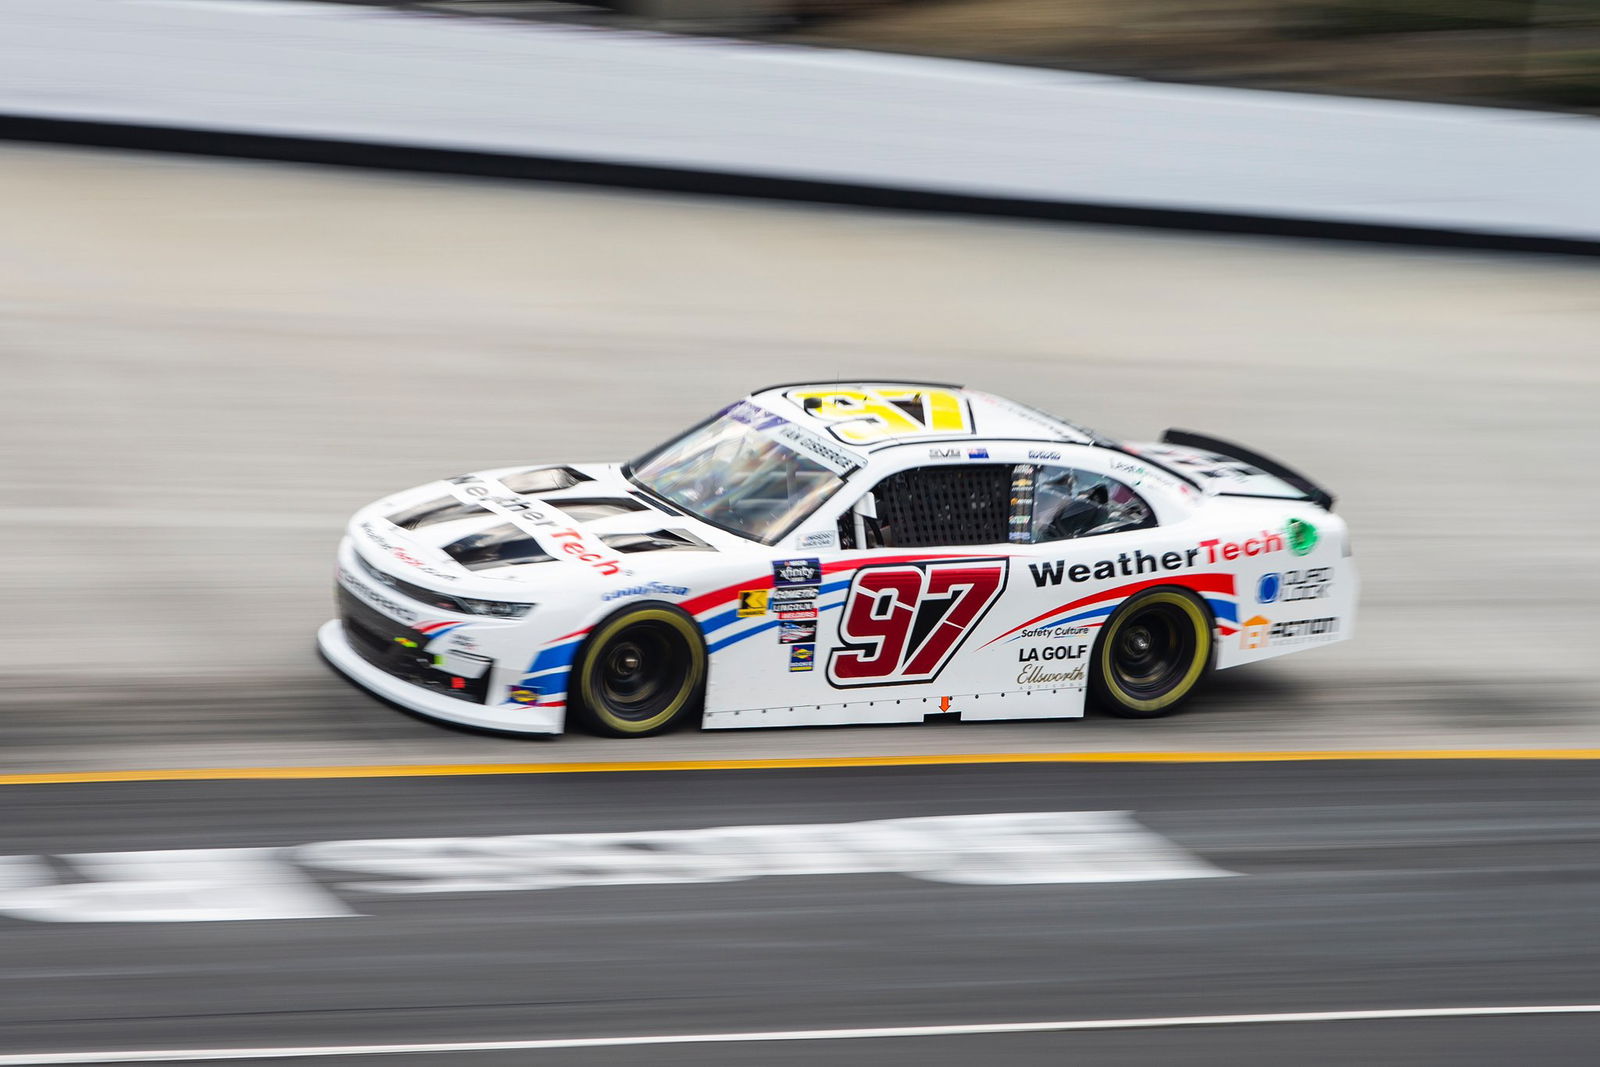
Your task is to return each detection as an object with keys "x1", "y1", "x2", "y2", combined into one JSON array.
[
  {"x1": 0, "y1": 812, "x2": 1230, "y2": 923},
  {"x1": 3, "y1": 1005, "x2": 1598, "y2": 1063}
]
